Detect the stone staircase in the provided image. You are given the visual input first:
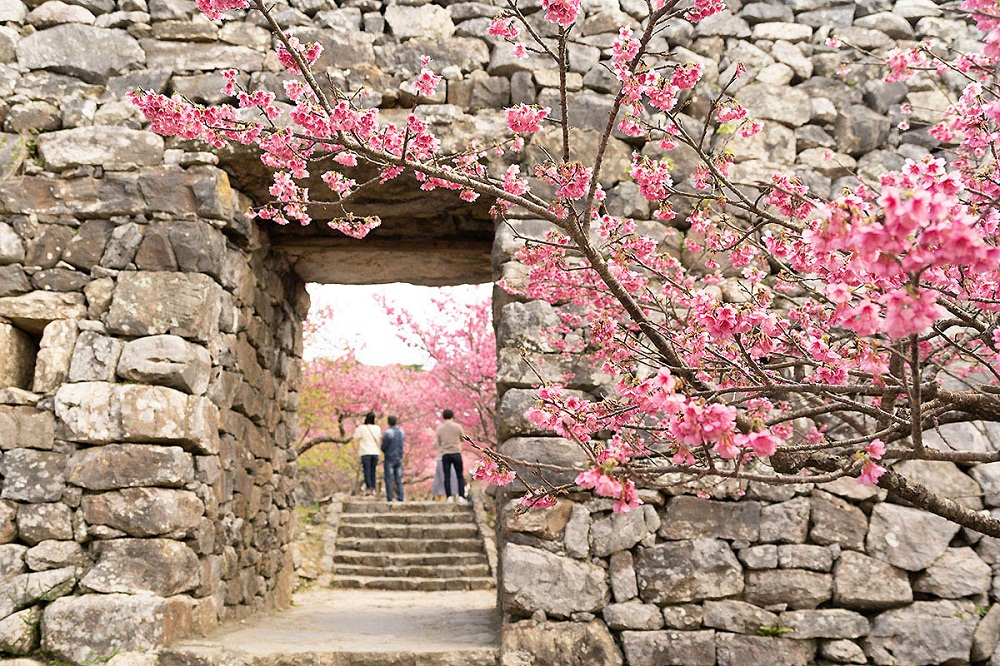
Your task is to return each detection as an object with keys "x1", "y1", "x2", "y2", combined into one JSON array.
[{"x1": 332, "y1": 500, "x2": 495, "y2": 592}]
